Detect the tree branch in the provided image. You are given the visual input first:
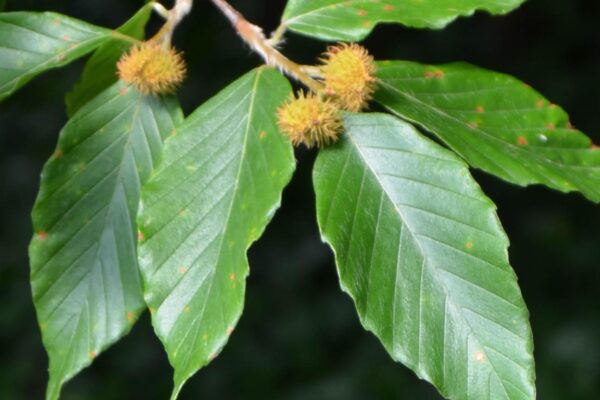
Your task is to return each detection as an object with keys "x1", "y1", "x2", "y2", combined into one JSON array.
[
  {"x1": 152, "y1": 0, "x2": 194, "y2": 45},
  {"x1": 209, "y1": 0, "x2": 323, "y2": 93}
]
